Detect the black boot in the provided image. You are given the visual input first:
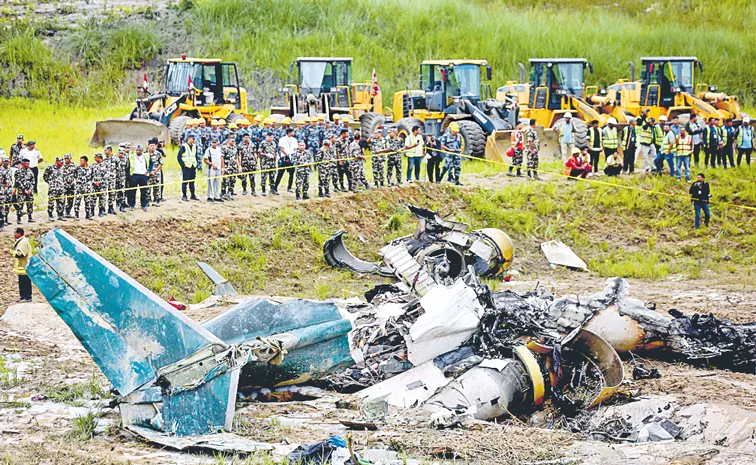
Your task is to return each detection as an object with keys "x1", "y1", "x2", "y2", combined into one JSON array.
[
  {"x1": 507, "y1": 167, "x2": 515, "y2": 177},
  {"x1": 296, "y1": 192, "x2": 301, "y2": 200},
  {"x1": 303, "y1": 193, "x2": 310, "y2": 200},
  {"x1": 27, "y1": 214, "x2": 35, "y2": 223},
  {"x1": 98, "y1": 208, "x2": 106, "y2": 217},
  {"x1": 516, "y1": 168, "x2": 522, "y2": 177},
  {"x1": 108, "y1": 207, "x2": 117, "y2": 215},
  {"x1": 49, "y1": 214, "x2": 55, "y2": 222},
  {"x1": 57, "y1": 214, "x2": 67, "y2": 222}
]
